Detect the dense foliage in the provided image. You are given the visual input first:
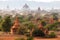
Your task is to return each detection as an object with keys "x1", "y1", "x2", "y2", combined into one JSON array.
[
  {"x1": 1, "y1": 16, "x2": 12, "y2": 32},
  {"x1": 49, "y1": 32, "x2": 56, "y2": 38},
  {"x1": 0, "y1": 13, "x2": 59, "y2": 38},
  {"x1": 32, "y1": 29, "x2": 45, "y2": 37}
]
